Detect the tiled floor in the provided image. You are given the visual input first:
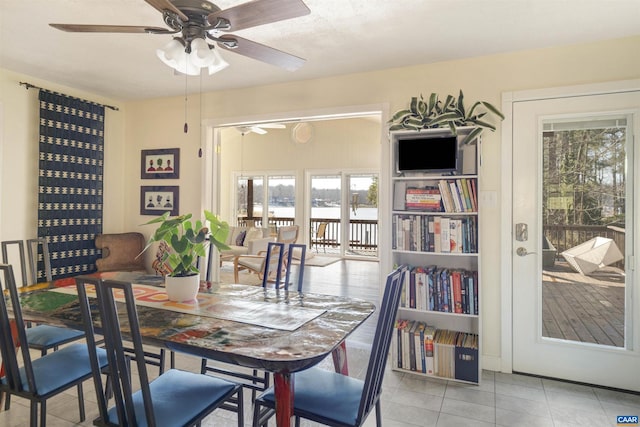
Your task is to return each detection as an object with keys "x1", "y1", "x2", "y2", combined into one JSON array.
[{"x1": 2, "y1": 259, "x2": 639, "y2": 426}]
